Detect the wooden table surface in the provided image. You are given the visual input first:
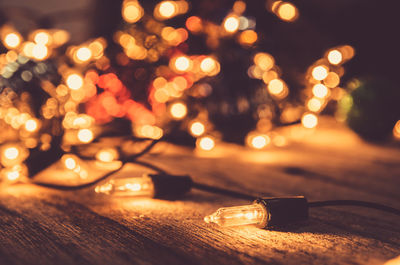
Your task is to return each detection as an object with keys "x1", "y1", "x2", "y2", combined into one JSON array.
[{"x1": 1, "y1": 118, "x2": 399, "y2": 265}]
